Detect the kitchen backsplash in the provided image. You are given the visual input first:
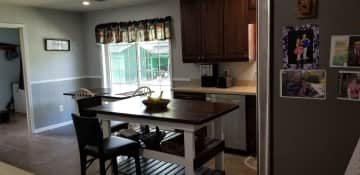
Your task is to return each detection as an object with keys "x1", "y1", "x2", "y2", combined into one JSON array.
[
  {"x1": 219, "y1": 61, "x2": 257, "y2": 81},
  {"x1": 172, "y1": 61, "x2": 257, "y2": 87}
]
